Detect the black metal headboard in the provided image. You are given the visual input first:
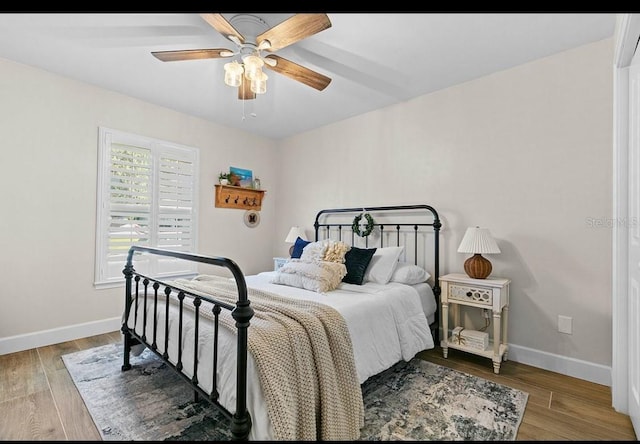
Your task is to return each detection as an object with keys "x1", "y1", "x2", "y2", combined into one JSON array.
[{"x1": 313, "y1": 204, "x2": 442, "y2": 342}]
